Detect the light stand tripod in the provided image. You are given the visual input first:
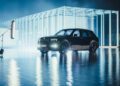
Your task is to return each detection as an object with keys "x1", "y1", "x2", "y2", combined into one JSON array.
[
  {"x1": 0, "y1": 34, "x2": 4, "y2": 55},
  {"x1": 0, "y1": 20, "x2": 15, "y2": 56}
]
